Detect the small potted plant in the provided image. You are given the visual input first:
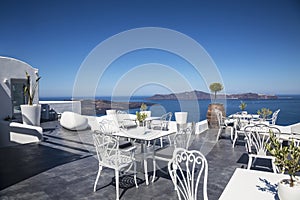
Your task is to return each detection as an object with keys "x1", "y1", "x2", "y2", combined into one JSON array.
[
  {"x1": 136, "y1": 103, "x2": 150, "y2": 126},
  {"x1": 20, "y1": 71, "x2": 42, "y2": 126},
  {"x1": 136, "y1": 111, "x2": 147, "y2": 126},
  {"x1": 239, "y1": 101, "x2": 247, "y2": 115},
  {"x1": 266, "y1": 132, "x2": 300, "y2": 200},
  {"x1": 257, "y1": 108, "x2": 272, "y2": 121}
]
